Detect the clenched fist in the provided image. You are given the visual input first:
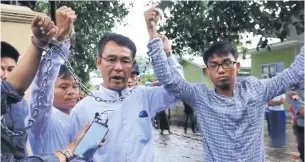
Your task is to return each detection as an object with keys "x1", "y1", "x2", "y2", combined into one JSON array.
[
  {"x1": 31, "y1": 15, "x2": 58, "y2": 46},
  {"x1": 144, "y1": 7, "x2": 160, "y2": 40},
  {"x1": 56, "y1": 6, "x2": 77, "y2": 41}
]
